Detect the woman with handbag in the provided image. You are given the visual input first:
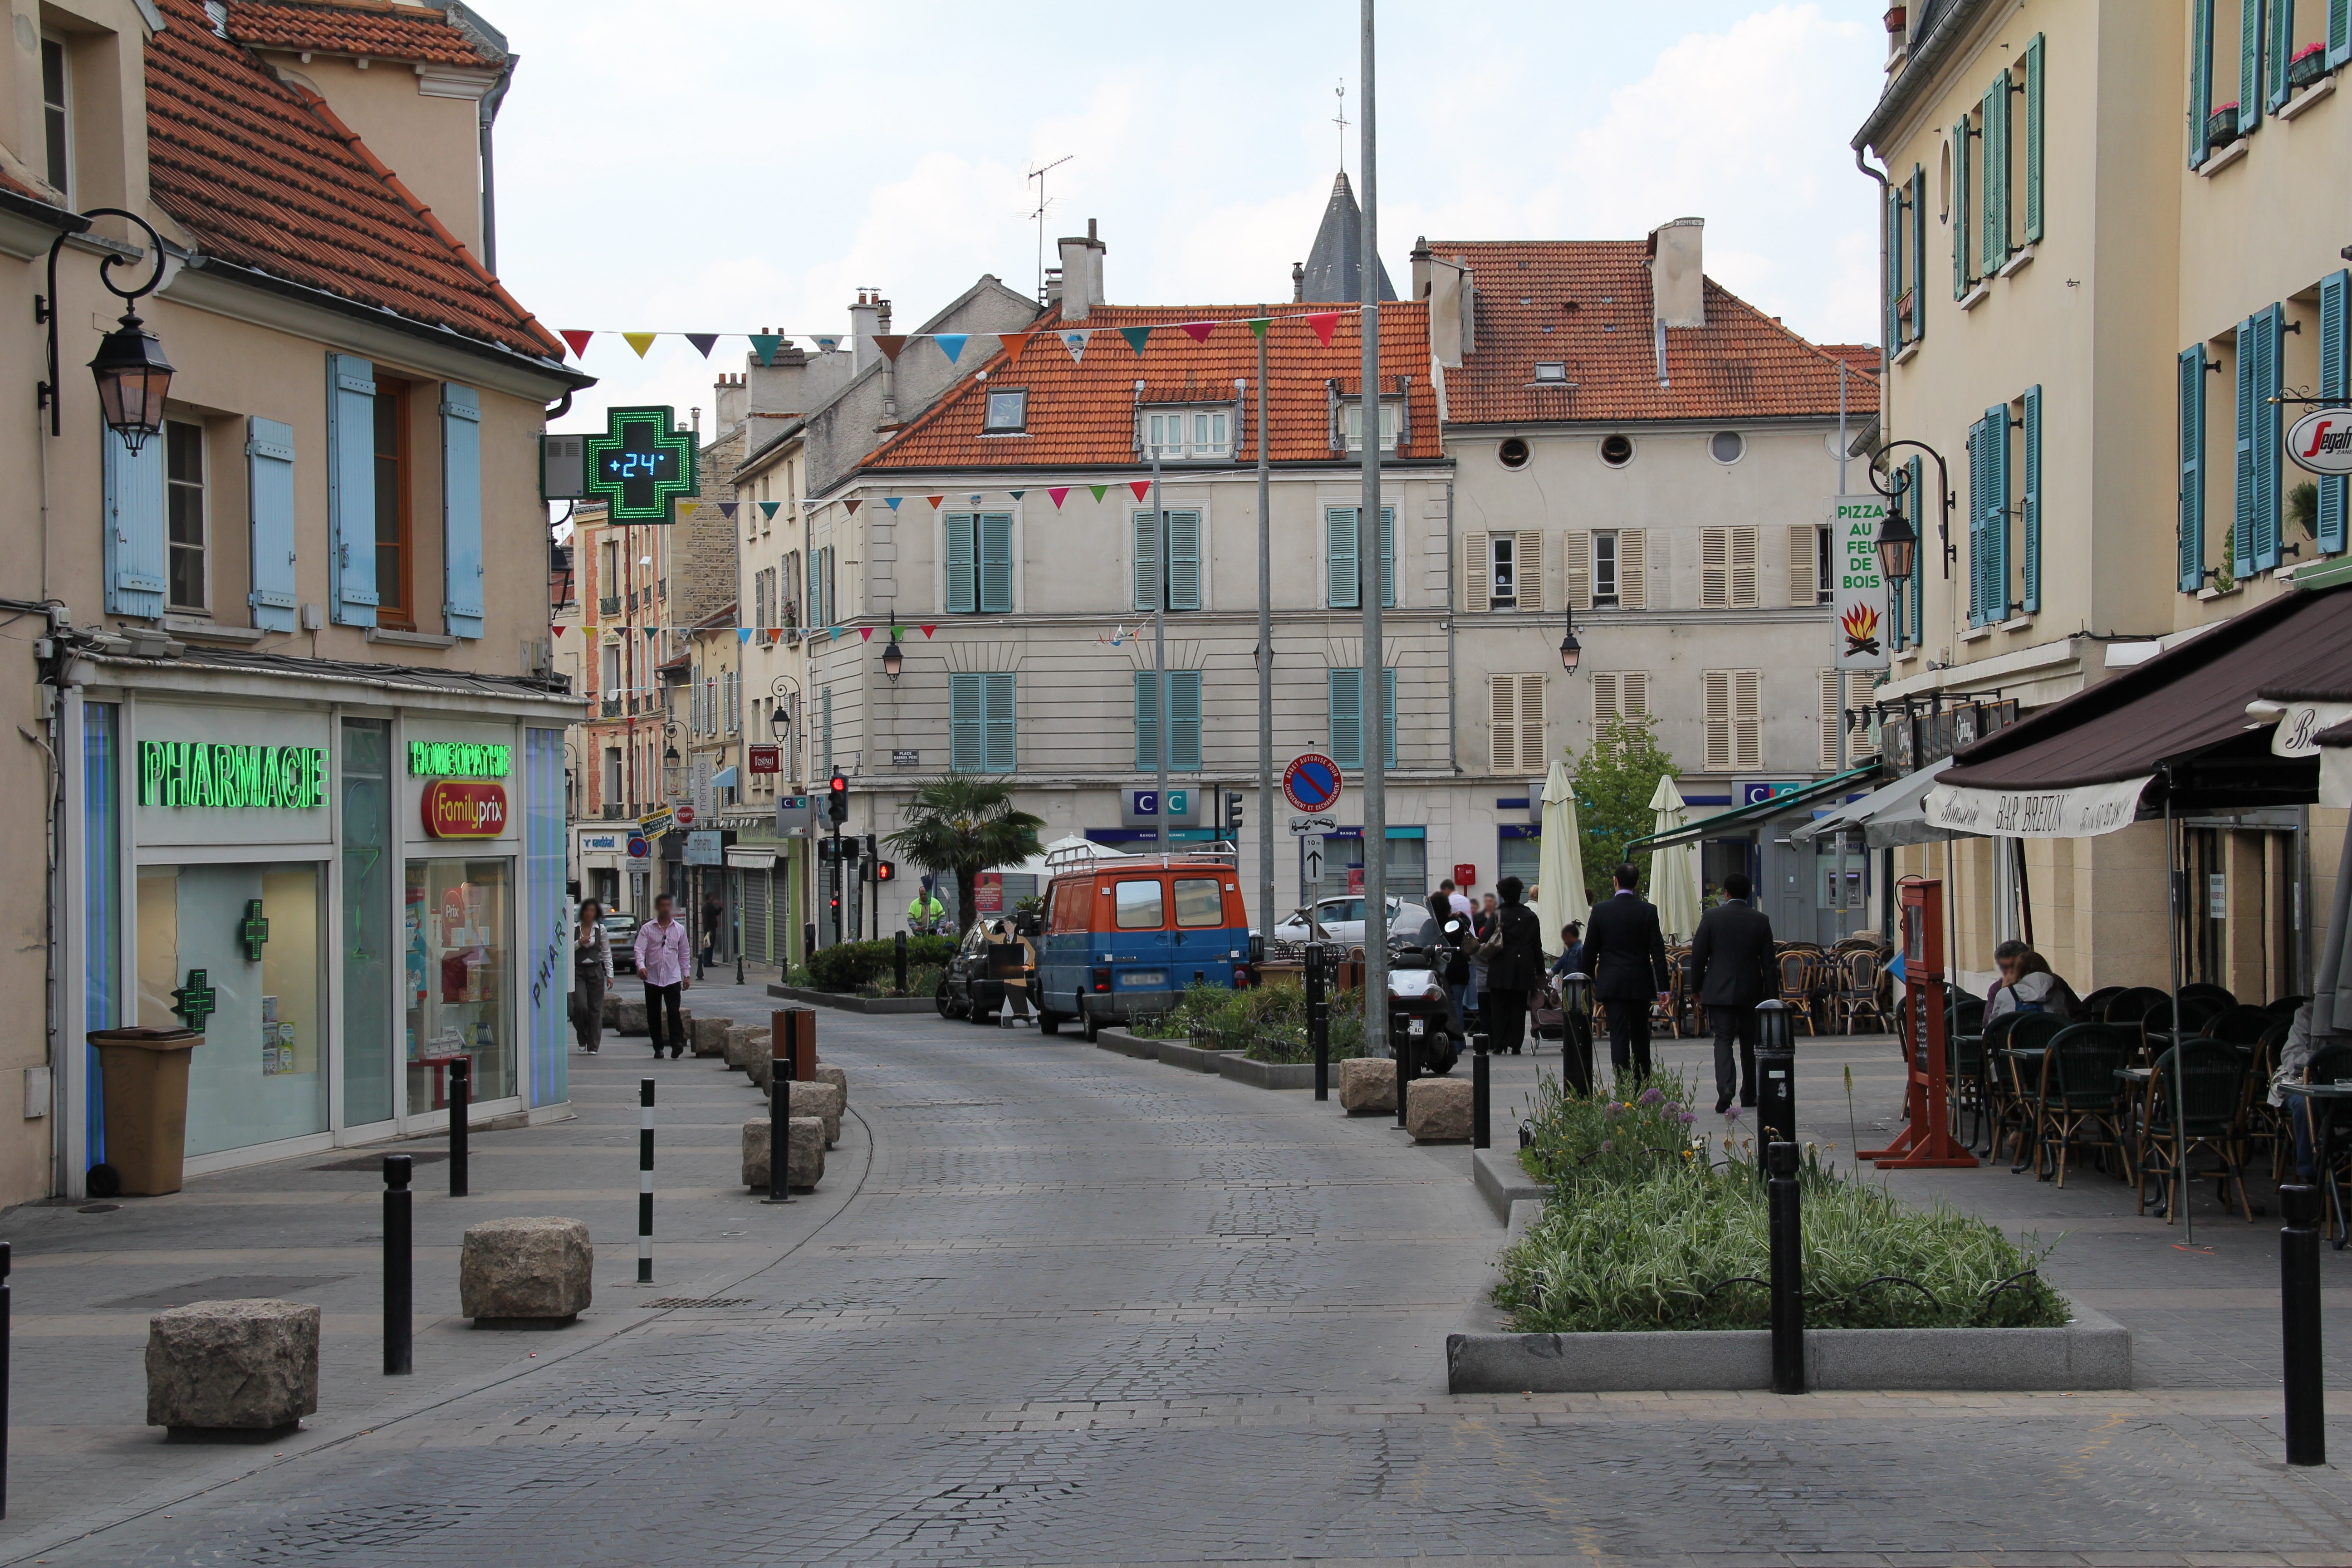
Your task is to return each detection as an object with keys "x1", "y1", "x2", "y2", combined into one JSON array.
[{"x1": 572, "y1": 899, "x2": 614, "y2": 1054}]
